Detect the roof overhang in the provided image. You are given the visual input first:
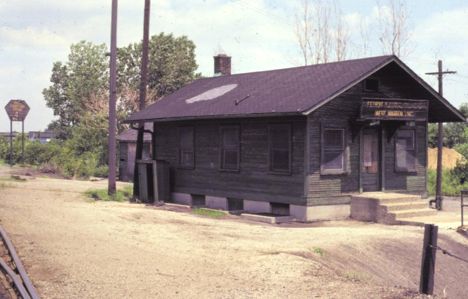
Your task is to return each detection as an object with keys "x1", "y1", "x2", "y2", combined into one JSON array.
[{"x1": 123, "y1": 111, "x2": 304, "y2": 124}]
